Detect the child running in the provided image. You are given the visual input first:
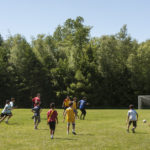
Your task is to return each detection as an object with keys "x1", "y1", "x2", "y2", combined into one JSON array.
[
  {"x1": 126, "y1": 104, "x2": 138, "y2": 133},
  {"x1": 32, "y1": 102, "x2": 41, "y2": 129},
  {"x1": 78, "y1": 97, "x2": 89, "y2": 120},
  {"x1": 0, "y1": 100, "x2": 12, "y2": 124},
  {"x1": 63, "y1": 101, "x2": 76, "y2": 135},
  {"x1": 47, "y1": 103, "x2": 58, "y2": 139}
]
